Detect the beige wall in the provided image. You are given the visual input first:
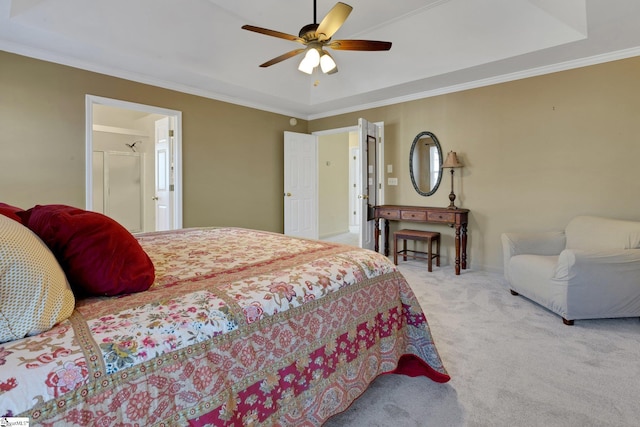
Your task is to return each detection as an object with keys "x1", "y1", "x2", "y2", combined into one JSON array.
[
  {"x1": 310, "y1": 57, "x2": 640, "y2": 272},
  {"x1": 318, "y1": 133, "x2": 349, "y2": 237},
  {"x1": 0, "y1": 51, "x2": 308, "y2": 232},
  {"x1": 2, "y1": 50, "x2": 640, "y2": 272}
]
